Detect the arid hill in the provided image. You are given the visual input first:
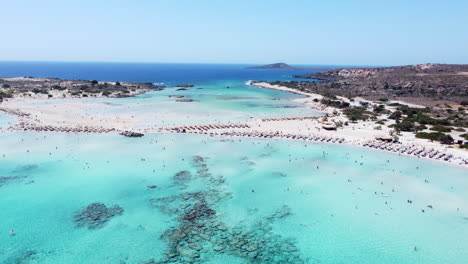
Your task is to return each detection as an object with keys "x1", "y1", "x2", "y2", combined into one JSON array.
[{"x1": 293, "y1": 63, "x2": 468, "y2": 106}]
